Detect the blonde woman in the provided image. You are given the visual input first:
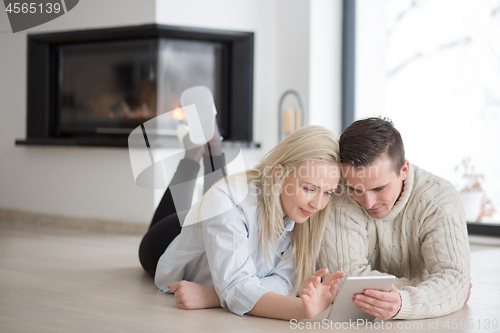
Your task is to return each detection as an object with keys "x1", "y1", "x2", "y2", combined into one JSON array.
[{"x1": 139, "y1": 123, "x2": 344, "y2": 320}]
